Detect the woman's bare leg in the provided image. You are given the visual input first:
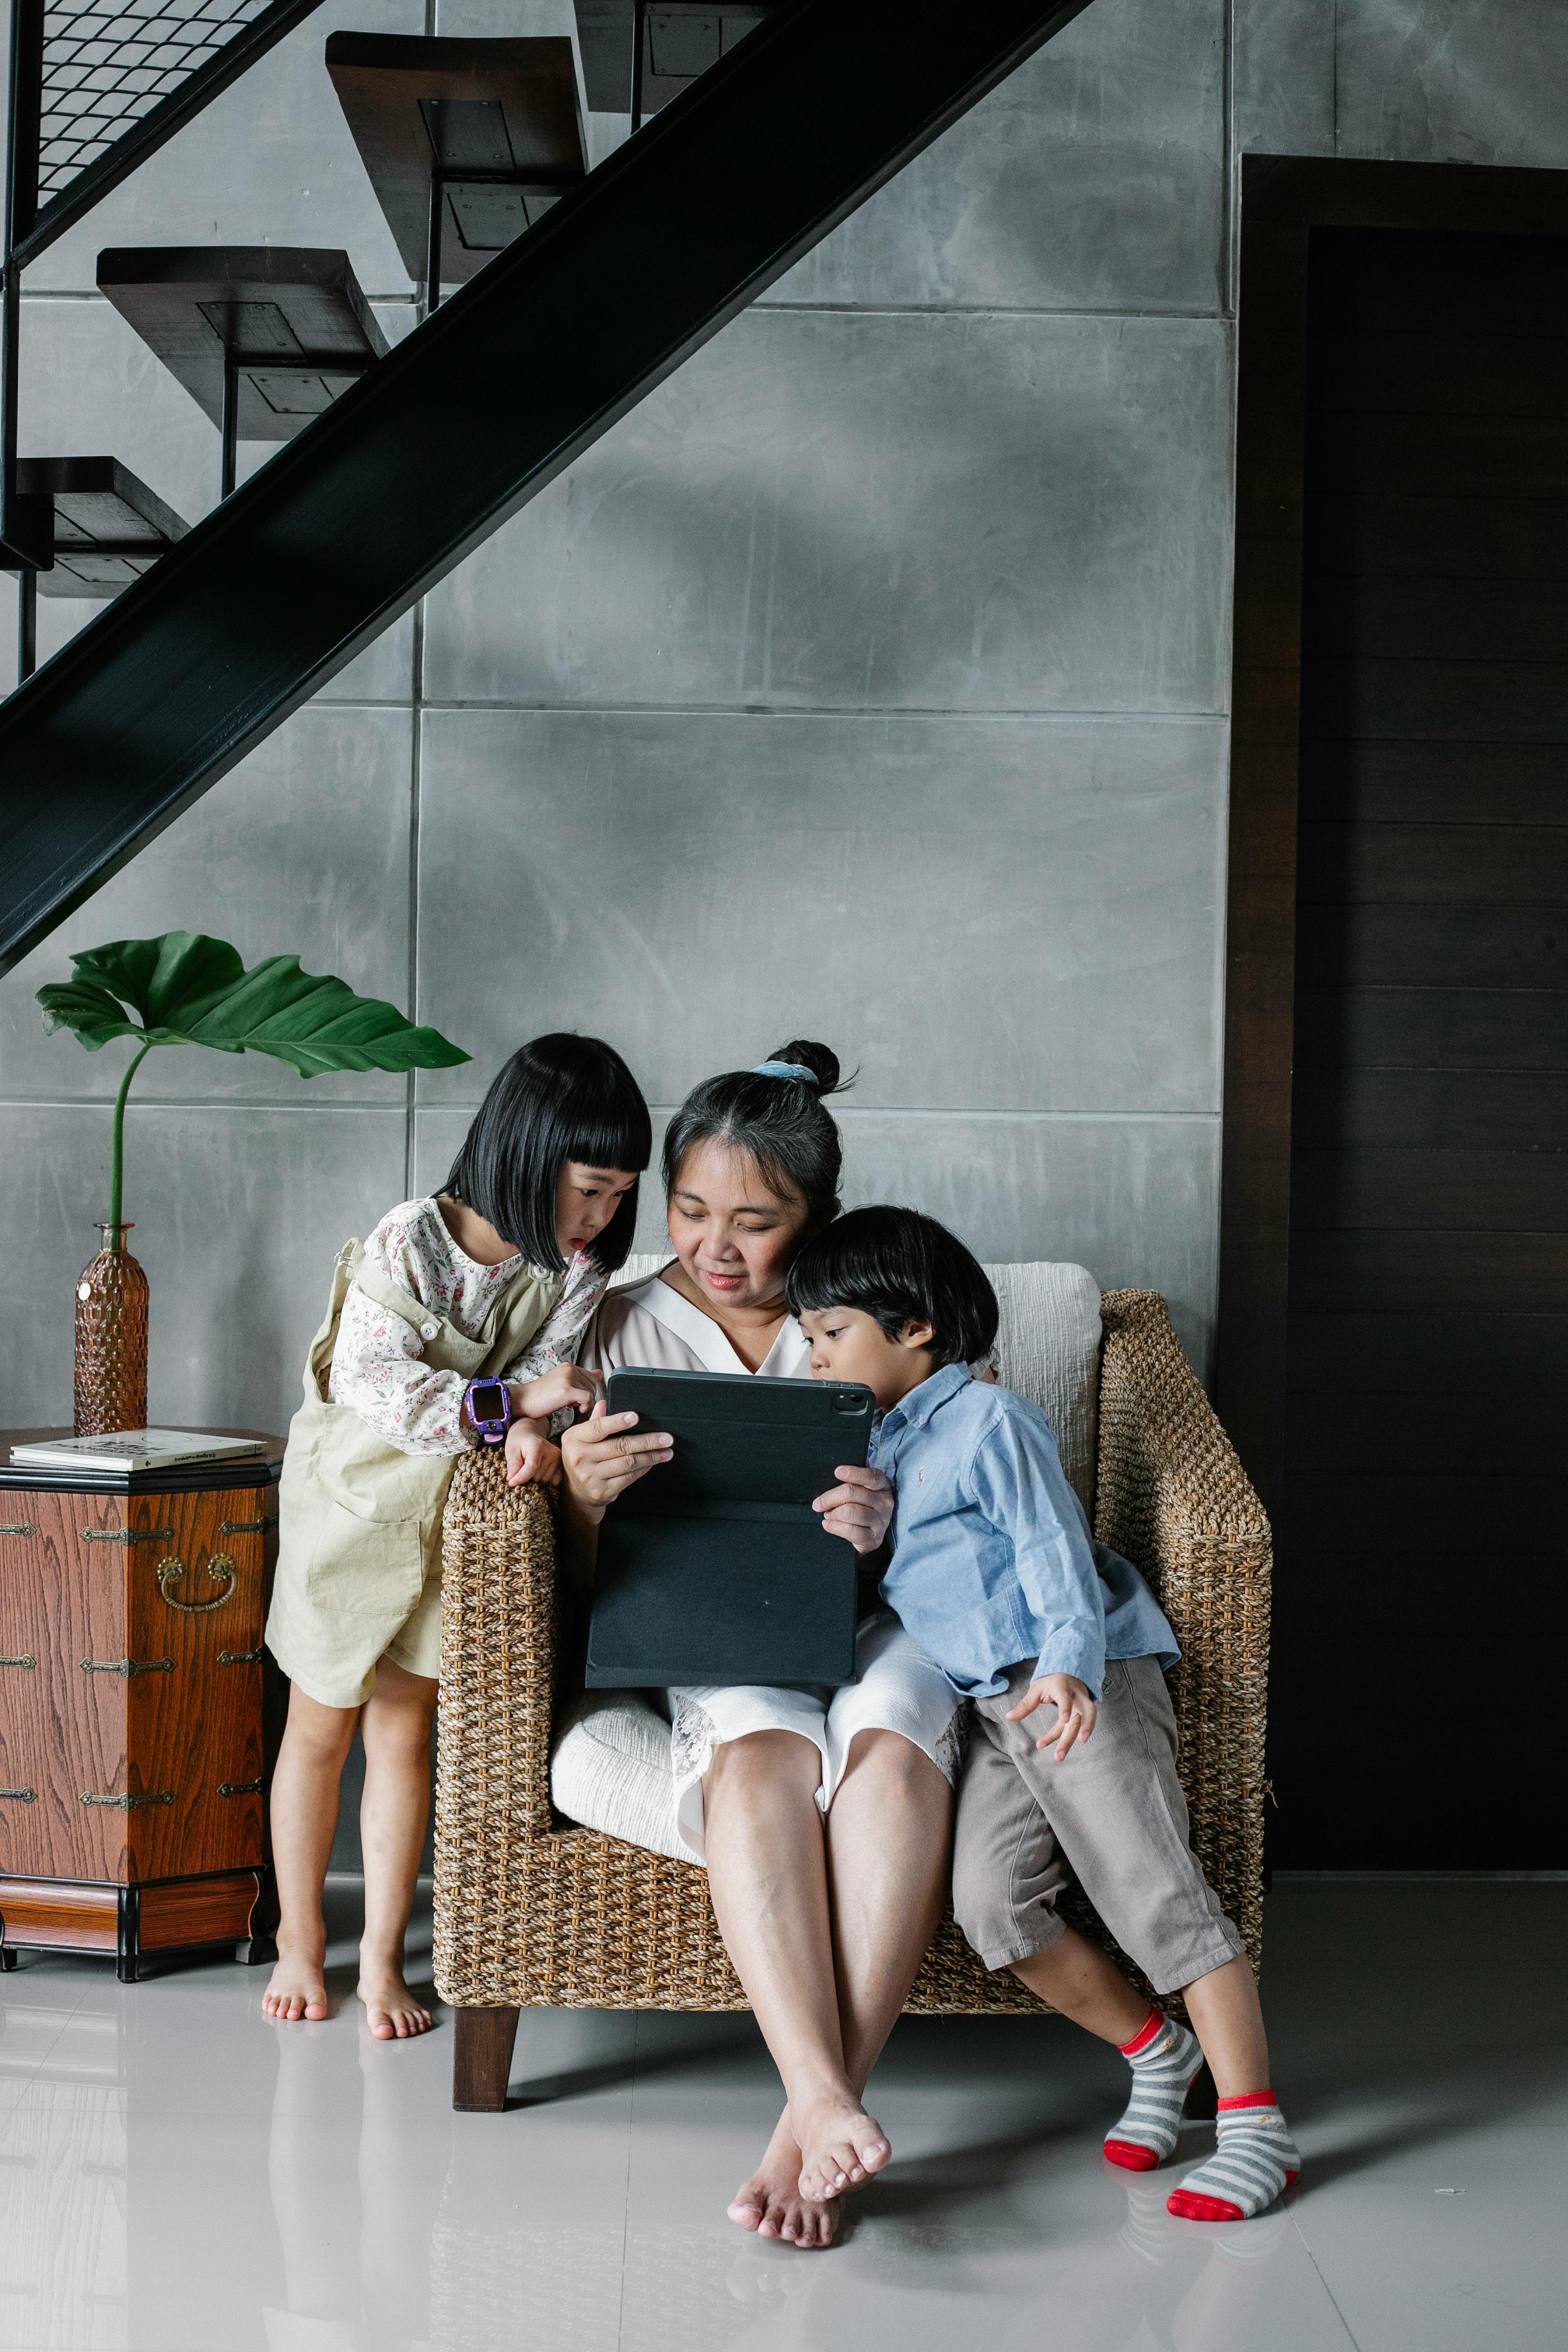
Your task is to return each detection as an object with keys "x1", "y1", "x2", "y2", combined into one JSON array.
[
  {"x1": 703, "y1": 1729, "x2": 870, "y2": 2251},
  {"x1": 717, "y1": 1729, "x2": 953, "y2": 2236},
  {"x1": 357, "y1": 1658, "x2": 439, "y2": 2039},
  {"x1": 822, "y1": 1730, "x2": 952, "y2": 2103},
  {"x1": 264, "y1": 1686, "x2": 360, "y2": 2021}
]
